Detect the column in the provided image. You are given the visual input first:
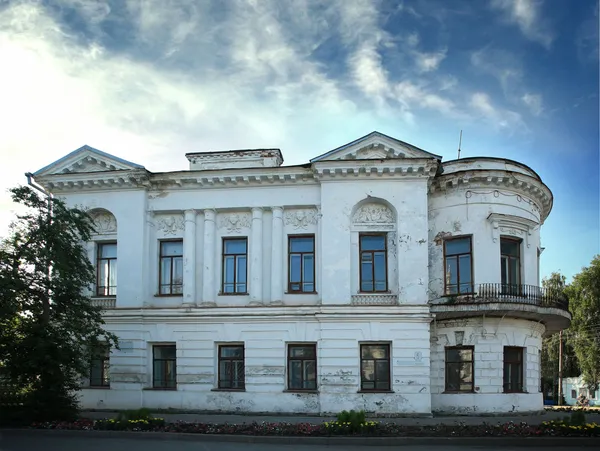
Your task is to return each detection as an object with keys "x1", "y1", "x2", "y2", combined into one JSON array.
[
  {"x1": 250, "y1": 207, "x2": 263, "y2": 303},
  {"x1": 202, "y1": 209, "x2": 216, "y2": 305},
  {"x1": 183, "y1": 209, "x2": 197, "y2": 307},
  {"x1": 271, "y1": 207, "x2": 284, "y2": 304}
]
